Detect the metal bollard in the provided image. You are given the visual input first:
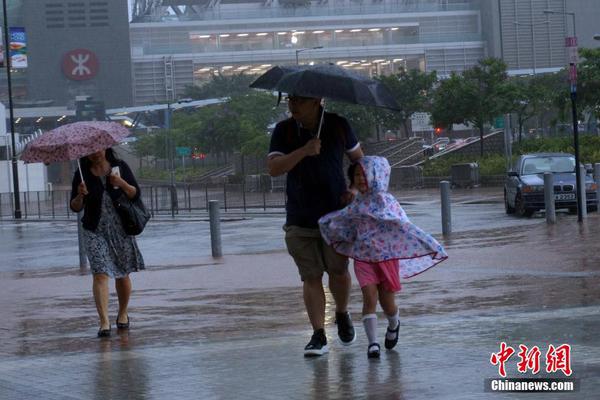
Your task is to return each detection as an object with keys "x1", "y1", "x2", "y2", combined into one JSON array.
[
  {"x1": 440, "y1": 181, "x2": 451, "y2": 236},
  {"x1": 579, "y1": 165, "x2": 587, "y2": 219},
  {"x1": 543, "y1": 172, "x2": 556, "y2": 224},
  {"x1": 77, "y1": 211, "x2": 87, "y2": 268},
  {"x1": 209, "y1": 200, "x2": 222, "y2": 257},
  {"x1": 594, "y1": 163, "x2": 600, "y2": 208}
]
